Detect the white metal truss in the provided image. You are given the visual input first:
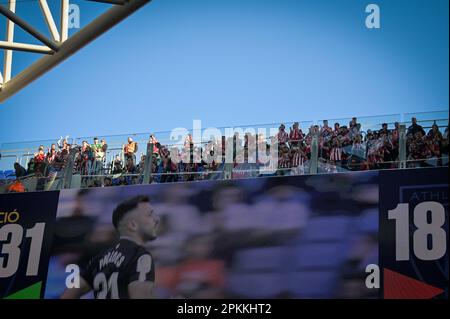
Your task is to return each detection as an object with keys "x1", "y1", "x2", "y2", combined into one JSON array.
[{"x1": 0, "y1": 0, "x2": 151, "y2": 103}]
